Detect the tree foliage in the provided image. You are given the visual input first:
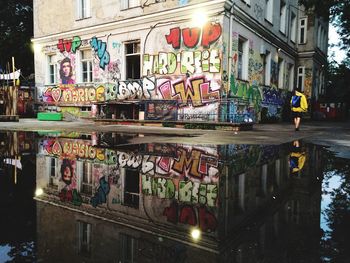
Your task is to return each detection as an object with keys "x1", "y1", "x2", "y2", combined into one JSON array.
[
  {"x1": 0, "y1": 0, "x2": 33, "y2": 77},
  {"x1": 299, "y1": 0, "x2": 350, "y2": 57},
  {"x1": 325, "y1": 59, "x2": 350, "y2": 104}
]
